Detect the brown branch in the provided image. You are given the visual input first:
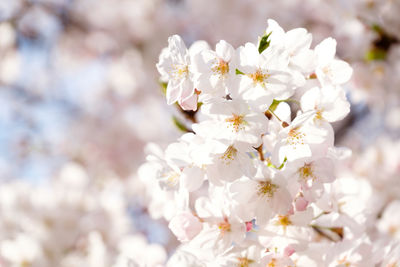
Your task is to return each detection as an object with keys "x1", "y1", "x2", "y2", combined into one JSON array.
[{"x1": 254, "y1": 144, "x2": 265, "y2": 161}]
